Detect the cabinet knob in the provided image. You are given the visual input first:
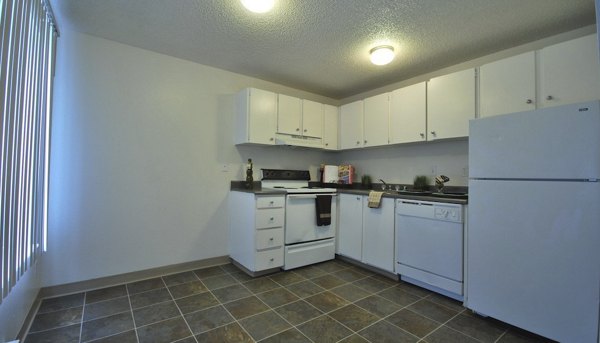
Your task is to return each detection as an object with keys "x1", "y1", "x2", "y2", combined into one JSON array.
[
  {"x1": 420, "y1": 133, "x2": 425, "y2": 138},
  {"x1": 270, "y1": 258, "x2": 274, "y2": 262},
  {"x1": 356, "y1": 197, "x2": 361, "y2": 200},
  {"x1": 269, "y1": 237, "x2": 274, "y2": 241},
  {"x1": 546, "y1": 95, "x2": 553, "y2": 101},
  {"x1": 303, "y1": 129, "x2": 307, "y2": 132},
  {"x1": 325, "y1": 143, "x2": 329, "y2": 146},
  {"x1": 430, "y1": 131, "x2": 436, "y2": 136},
  {"x1": 356, "y1": 141, "x2": 360, "y2": 145},
  {"x1": 270, "y1": 217, "x2": 274, "y2": 221},
  {"x1": 526, "y1": 99, "x2": 533, "y2": 104},
  {"x1": 270, "y1": 137, "x2": 274, "y2": 141},
  {"x1": 364, "y1": 140, "x2": 367, "y2": 144}
]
